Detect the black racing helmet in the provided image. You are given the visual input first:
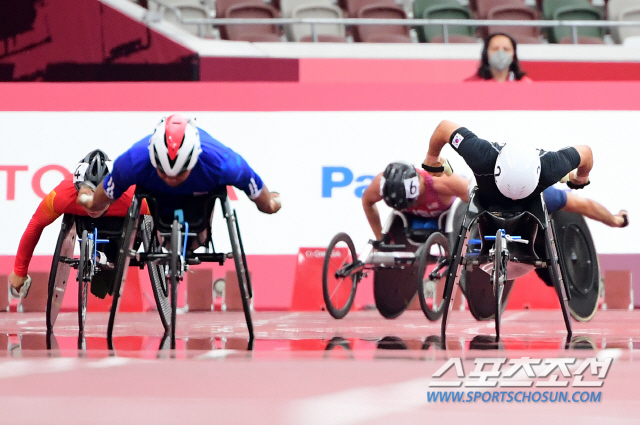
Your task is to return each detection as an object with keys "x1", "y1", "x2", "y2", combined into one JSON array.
[
  {"x1": 381, "y1": 162, "x2": 419, "y2": 210},
  {"x1": 73, "y1": 149, "x2": 111, "y2": 191}
]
